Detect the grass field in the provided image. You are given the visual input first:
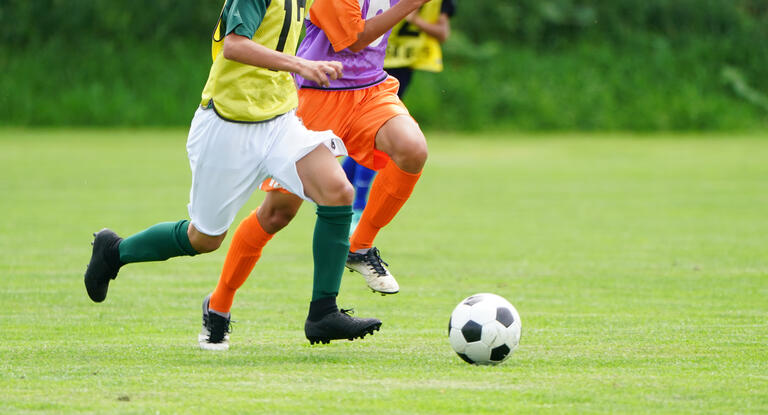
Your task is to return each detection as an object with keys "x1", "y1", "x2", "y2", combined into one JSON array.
[{"x1": 1, "y1": 129, "x2": 766, "y2": 414}]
